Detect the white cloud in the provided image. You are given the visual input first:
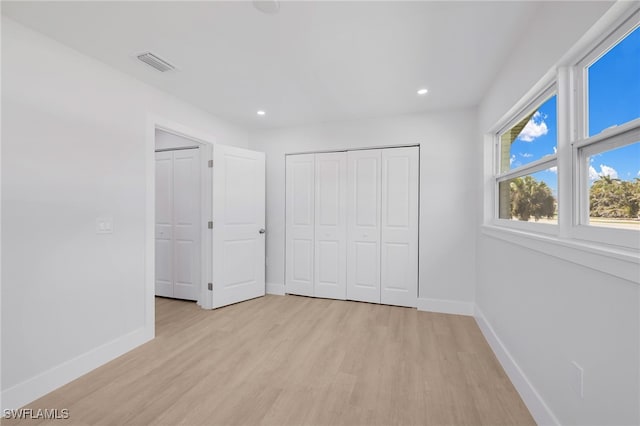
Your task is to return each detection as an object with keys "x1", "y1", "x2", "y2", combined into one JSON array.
[
  {"x1": 637, "y1": 170, "x2": 640, "y2": 176},
  {"x1": 509, "y1": 154, "x2": 516, "y2": 165},
  {"x1": 589, "y1": 164, "x2": 619, "y2": 180},
  {"x1": 600, "y1": 165, "x2": 618, "y2": 179},
  {"x1": 549, "y1": 166, "x2": 557, "y2": 173},
  {"x1": 553, "y1": 146, "x2": 557, "y2": 154},
  {"x1": 520, "y1": 152, "x2": 533, "y2": 158},
  {"x1": 518, "y1": 111, "x2": 549, "y2": 142}
]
